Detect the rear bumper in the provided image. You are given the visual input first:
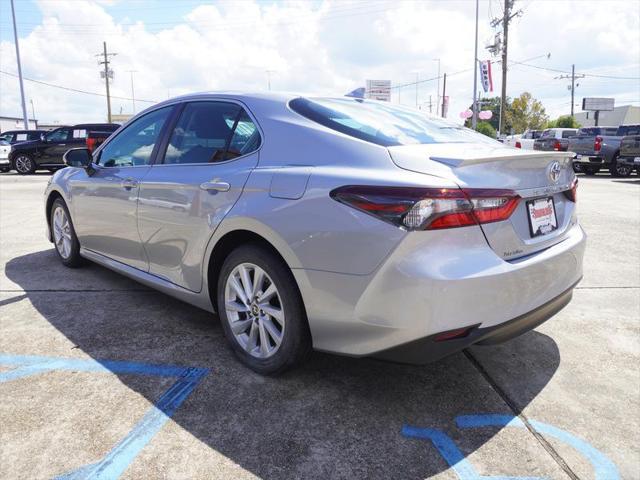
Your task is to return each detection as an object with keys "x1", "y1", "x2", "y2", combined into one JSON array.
[
  {"x1": 572, "y1": 155, "x2": 606, "y2": 166},
  {"x1": 619, "y1": 156, "x2": 640, "y2": 167},
  {"x1": 372, "y1": 279, "x2": 578, "y2": 364},
  {"x1": 297, "y1": 223, "x2": 586, "y2": 359}
]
